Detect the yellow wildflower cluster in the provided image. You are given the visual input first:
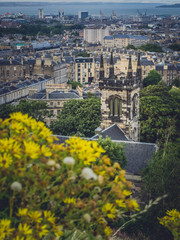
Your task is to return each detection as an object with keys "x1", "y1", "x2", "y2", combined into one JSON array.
[
  {"x1": 66, "y1": 137, "x2": 105, "y2": 165},
  {"x1": 158, "y1": 209, "x2": 180, "y2": 240},
  {"x1": 0, "y1": 208, "x2": 63, "y2": 240},
  {"x1": 0, "y1": 113, "x2": 140, "y2": 240}
]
